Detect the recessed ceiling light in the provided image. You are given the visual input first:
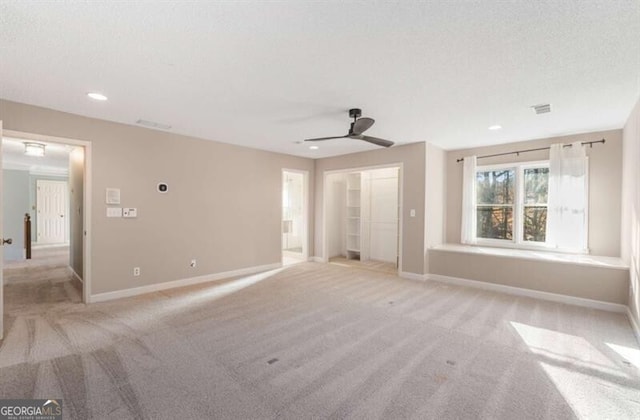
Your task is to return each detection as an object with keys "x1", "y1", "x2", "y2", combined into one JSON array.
[
  {"x1": 309, "y1": 145, "x2": 319, "y2": 150},
  {"x1": 488, "y1": 125, "x2": 502, "y2": 130},
  {"x1": 87, "y1": 92, "x2": 108, "y2": 101}
]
